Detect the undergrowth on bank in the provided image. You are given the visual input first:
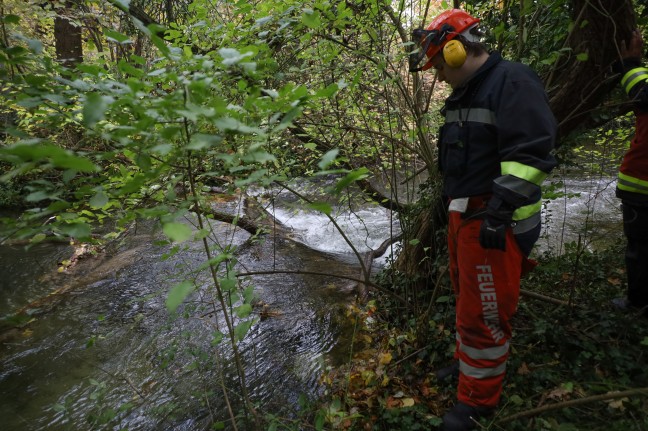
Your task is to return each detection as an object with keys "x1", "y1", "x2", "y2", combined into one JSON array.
[{"x1": 320, "y1": 243, "x2": 648, "y2": 430}]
